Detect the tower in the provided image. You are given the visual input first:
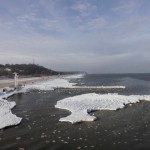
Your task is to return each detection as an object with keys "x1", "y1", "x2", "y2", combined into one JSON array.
[{"x1": 13, "y1": 72, "x2": 18, "y2": 88}]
